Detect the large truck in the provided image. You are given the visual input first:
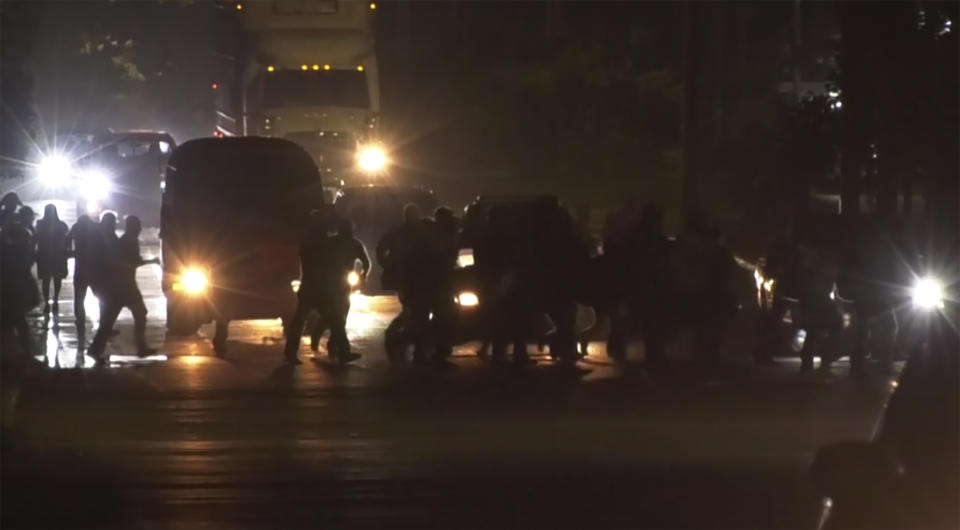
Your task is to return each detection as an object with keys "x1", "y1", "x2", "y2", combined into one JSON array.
[{"x1": 214, "y1": 0, "x2": 385, "y2": 191}]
